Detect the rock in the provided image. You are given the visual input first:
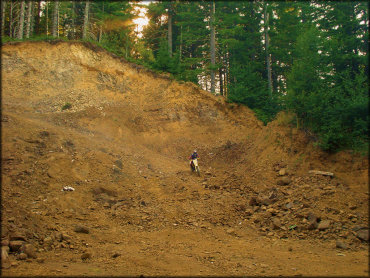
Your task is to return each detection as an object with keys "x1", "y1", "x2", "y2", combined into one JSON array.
[
  {"x1": 272, "y1": 218, "x2": 281, "y2": 230},
  {"x1": 277, "y1": 177, "x2": 291, "y2": 186},
  {"x1": 61, "y1": 232, "x2": 71, "y2": 241},
  {"x1": 249, "y1": 197, "x2": 259, "y2": 206},
  {"x1": 8, "y1": 217, "x2": 15, "y2": 222},
  {"x1": 261, "y1": 197, "x2": 274, "y2": 206},
  {"x1": 307, "y1": 212, "x2": 318, "y2": 222},
  {"x1": 307, "y1": 221, "x2": 318, "y2": 230},
  {"x1": 9, "y1": 241, "x2": 25, "y2": 252},
  {"x1": 112, "y1": 252, "x2": 121, "y2": 258},
  {"x1": 317, "y1": 220, "x2": 331, "y2": 230},
  {"x1": 285, "y1": 202, "x2": 293, "y2": 209},
  {"x1": 279, "y1": 168, "x2": 287, "y2": 176},
  {"x1": 10, "y1": 234, "x2": 27, "y2": 242},
  {"x1": 245, "y1": 209, "x2": 253, "y2": 216},
  {"x1": 1, "y1": 246, "x2": 10, "y2": 266},
  {"x1": 20, "y1": 244, "x2": 37, "y2": 259},
  {"x1": 74, "y1": 225, "x2": 90, "y2": 234},
  {"x1": 81, "y1": 252, "x2": 92, "y2": 260},
  {"x1": 266, "y1": 208, "x2": 278, "y2": 215},
  {"x1": 18, "y1": 253, "x2": 28, "y2": 260},
  {"x1": 43, "y1": 236, "x2": 52, "y2": 246},
  {"x1": 1, "y1": 239, "x2": 9, "y2": 246},
  {"x1": 309, "y1": 170, "x2": 334, "y2": 177},
  {"x1": 352, "y1": 225, "x2": 367, "y2": 232},
  {"x1": 336, "y1": 240, "x2": 348, "y2": 249},
  {"x1": 226, "y1": 228, "x2": 236, "y2": 235},
  {"x1": 36, "y1": 257, "x2": 45, "y2": 263},
  {"x1": 356, "y1": 229, "x2": 369, "y2": 242}
]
